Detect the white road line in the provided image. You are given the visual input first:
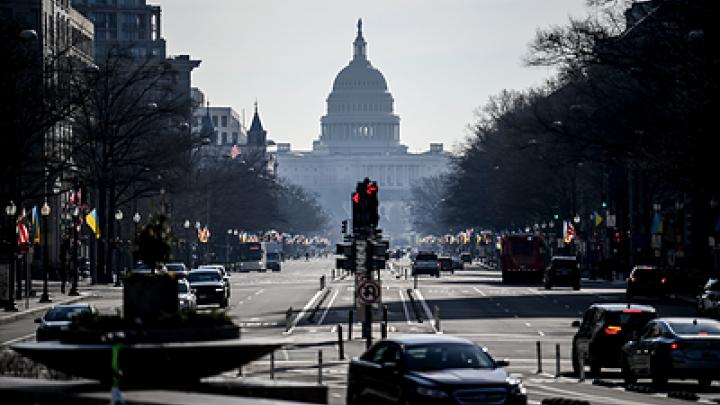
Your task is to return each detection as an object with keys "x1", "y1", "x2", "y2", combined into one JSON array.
[
  {"x1": 254, "y1": 288, "x2": 264, "y2": 296},
  {"x1": 1, "y1": 332, "x2": 35, "y2": 347},
  {"x1": 537, "y1": 330, "x2": 545, "y2": 336},
  {"x1": 316, "y1": 288, "x2": 340, "y2": 325},
  {"x1": 413, "y1": 288, "x2": 439, "y2": 334},
  {"x1": 284, "y1": 289, "x2": 325, "y2": 335},
  {"x1": 525, "y1": 322, "x2": 532, "y2": 328},
  {"x1": 528, "y1": 383, "x2": 660, "y2": 405},
  {"x1": 472, "y1": 286, "x2": 487, "y2": 296},
  {"x1": 398, "y1": 289, "x2": 412, "y2": 325}
]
